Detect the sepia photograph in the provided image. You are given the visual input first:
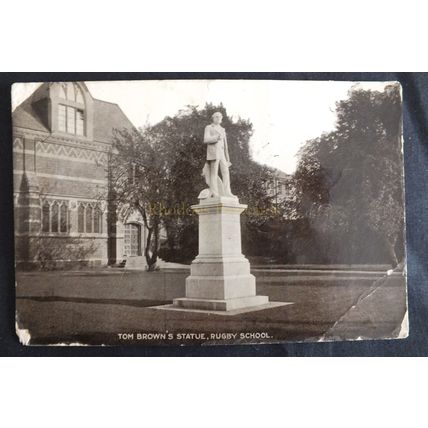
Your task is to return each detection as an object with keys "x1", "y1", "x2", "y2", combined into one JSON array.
[
  {"x1": 12, "y1": 79, "x2": 407, "y2": 346},
  {"x1": 4, "y1": 3, "x2": 428, "y2": 428}
]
